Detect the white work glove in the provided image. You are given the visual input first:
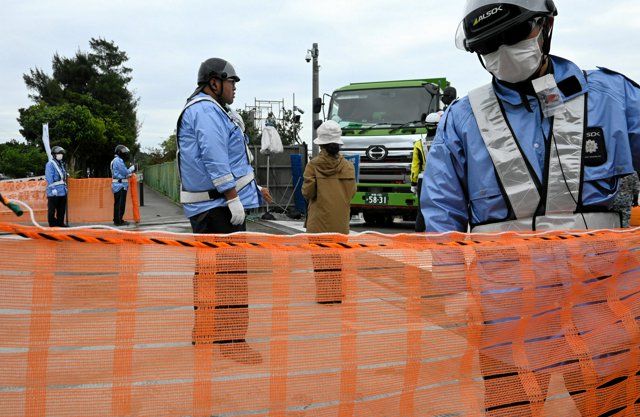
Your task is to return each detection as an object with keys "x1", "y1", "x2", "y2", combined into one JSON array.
[
  {"x1": 51, "y1": 189, "x2": 58, "y2": 196},
  {"x1": 226, "y1": 196, "x2": 246, "y2": 226},
  {"x1": 128, "y1": 165, "x2": 135, "y2": 173},
  {"x1": 410, "y1": 185, "x2": 417, "y2": 194}
]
